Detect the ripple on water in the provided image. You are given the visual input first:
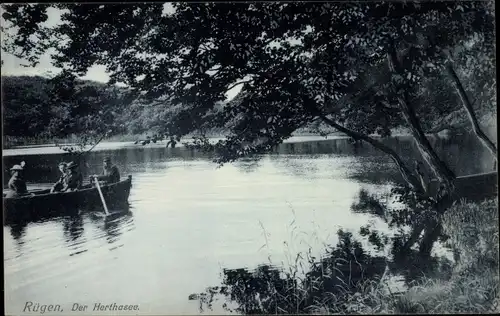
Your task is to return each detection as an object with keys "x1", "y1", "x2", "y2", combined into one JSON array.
[{"x1": 4, "y1": 210, "x2": 136, "y2": 288}]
